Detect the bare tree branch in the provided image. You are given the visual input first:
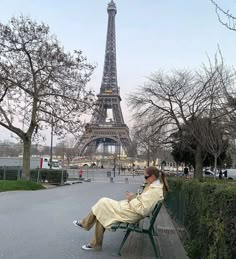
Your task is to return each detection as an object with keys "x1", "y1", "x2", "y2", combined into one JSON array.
[{"x1": 210, "y1": 0, "x2": 236, "y2": 31}]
